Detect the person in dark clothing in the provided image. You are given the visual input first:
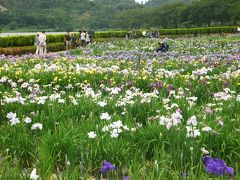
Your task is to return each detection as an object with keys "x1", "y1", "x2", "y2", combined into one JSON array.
[
  {"x1": 65, "y1": 32, "x2": 71, "y2": 50},
  {"x1": 86, "y1": 32, "x2": 90, "y2": 44},
  {"x1": 71, "y1": 33, "x2": 77, "y2": 48},
  {"x1": 155, "y1": 31, "x2": 159, "y2": 38},
  {"x1": 88, "y1": 31, "x2": 94, "y2": 44},
  {"x1": 157, "y1": 42, "x2": 169, "y2": 53}
]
